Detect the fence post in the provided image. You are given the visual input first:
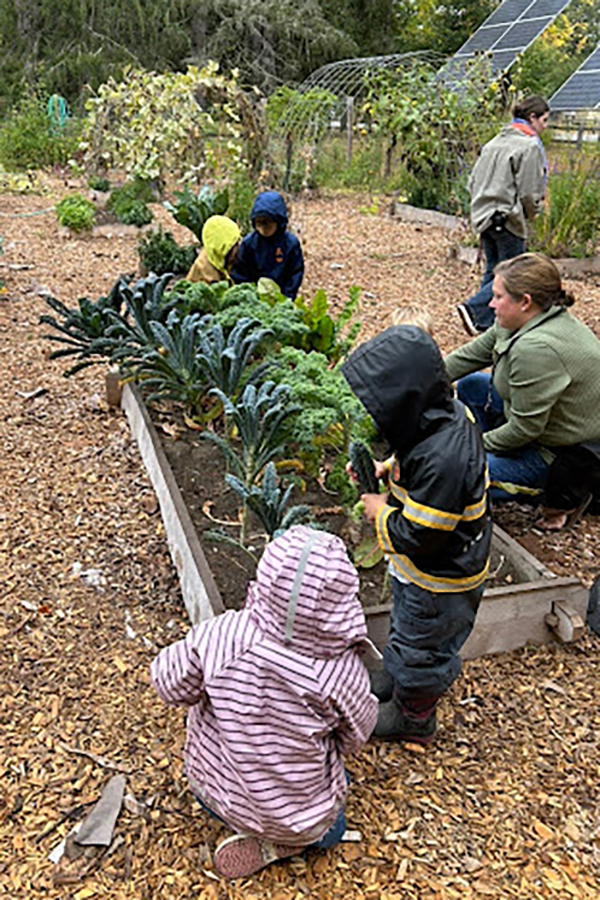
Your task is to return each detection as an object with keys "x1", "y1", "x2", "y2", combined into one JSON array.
[
  {"x1": 284, "y1": 138, "x2": 293, "y2": 191},
  {"x1": 346, "y1": 96, "x2": 354, "y2": 164}
]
